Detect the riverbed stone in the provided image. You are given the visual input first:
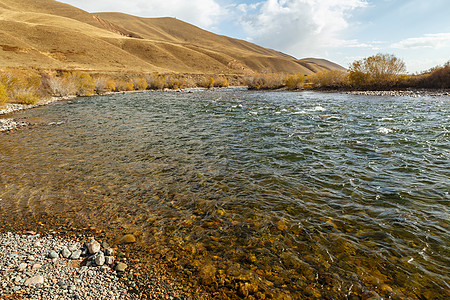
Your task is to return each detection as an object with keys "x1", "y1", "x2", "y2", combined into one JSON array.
[
  {"x1": 61, "y1": 247, "x2": 71, "y2": 258},
  {"x1": 120, "y1": 234, "x2": 136, "y2": 244},
  {"x1": 105, "y1": 256, "x2": 115, "y2": 265},
  {"x1": 70, "y1": 250, "x2": 82, "y2": 260},
  {"x1": 49, "y1": 250, "x2": 58, "y2": 259},
  {"x1": 94, "y1": 252, "x2": 105, "y2": 266},
  {"x1": 24, "y1": 275, "x2": 44, "y2": 285},
  {"x1": 104, "y1": 248, "x2": 114, "y2": 256},
  {"x1": 87, "y1": 240, "x2": 101, "y2": 254},
  {"x1": 115, "y1": 262, "x2": 127, "y2": 272}
]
